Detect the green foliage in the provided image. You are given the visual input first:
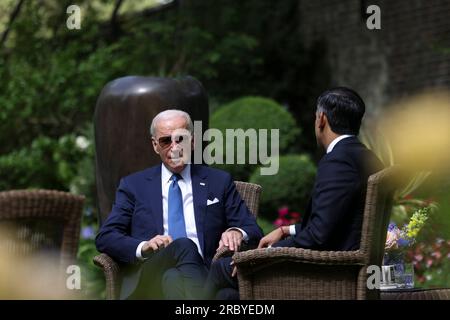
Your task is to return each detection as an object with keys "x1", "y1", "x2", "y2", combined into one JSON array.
[
  {"x1": 210, "y1": 96, "x2": 301, "y2": 181},
  {"x1": 420, "y1": 261, "x2": 450, "y2": 289},
  {"x1": 0, "y1": 135, "x2": 86, "y2": 191},
  {"x1": 250, "y1": 154, "x2": 316, "y2": 220},
  {"x1": 68, "y1": 124, "x2": 96, "y2": 205},
  {"x1": 0, "y1": 42, "x2": 128, "y2": 155},
  {"x1": 256, "y1": 216, "x2": 276, "y2": 236}
]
